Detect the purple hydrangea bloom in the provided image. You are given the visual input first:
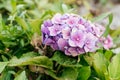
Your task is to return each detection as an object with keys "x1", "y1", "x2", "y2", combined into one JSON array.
[
  {"x1": 62, "y1": 26, "x2": 71, "y2": 39},
  {"x1": 43, "y1": 19, "x2": 53, "y2": 27},
  {"x1": 99, "y1": 35, "x2": 113, "y2": 50},
  {"x1": 48, "y1": 24, "x2": 63, "y2": 36},
  {"x1": 103, "y1": 35, "x2": 113, "y2": 50},
  {"x1": 51, "y1": 13, "x2": 63, "y2": 24},
  {"x1": 41, "y1": 13, "x2": 113, "y2": 56},
  {"x1": 68, "y1": 27, "x2": 85, "y2": 48},
  {"x1": 84, "y1": 33, "x2": 98, "y2": 52},
  {"x1": 66, "y1": 15, "x2": 79, "y2": 27},
  {"x1": 57, "y1": 38, "x2": 68, "y2": 51}
]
